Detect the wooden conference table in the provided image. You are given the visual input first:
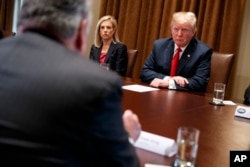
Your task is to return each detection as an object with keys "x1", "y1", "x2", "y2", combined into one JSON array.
[{"x1": 122, "y1": 78, "x2": 250, "y2": 167}]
